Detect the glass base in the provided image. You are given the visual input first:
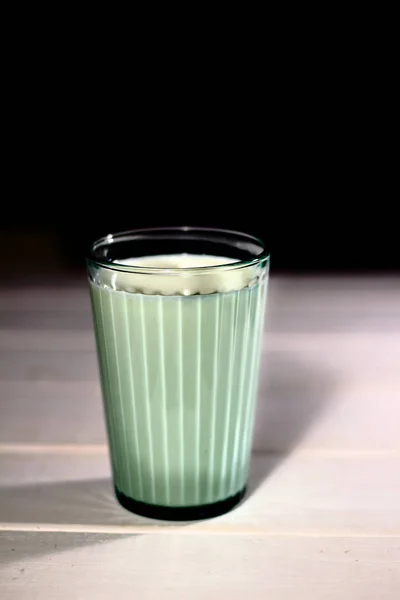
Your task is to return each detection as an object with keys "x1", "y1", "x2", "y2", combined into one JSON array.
[{"x1": 115, "y1": 486, "x2": 247, "y2": 521}]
